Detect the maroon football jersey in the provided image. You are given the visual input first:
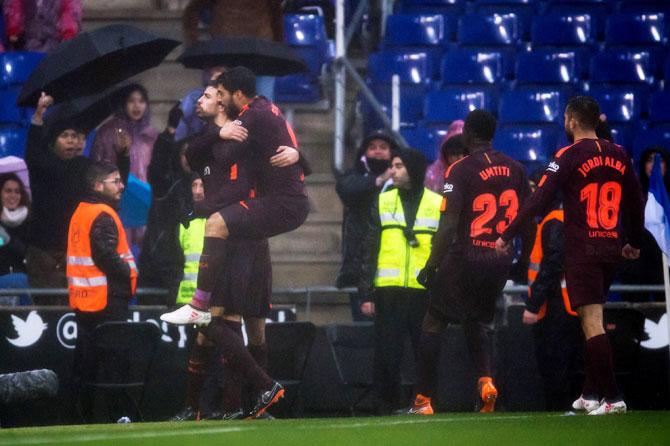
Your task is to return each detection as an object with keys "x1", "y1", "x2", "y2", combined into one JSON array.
[
  {"x1": 443, "y1": 148, "x2": 530, "y2": 264},
  {"x1": 502, "y1": 138, "x2": 645, "y2": 264}
]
